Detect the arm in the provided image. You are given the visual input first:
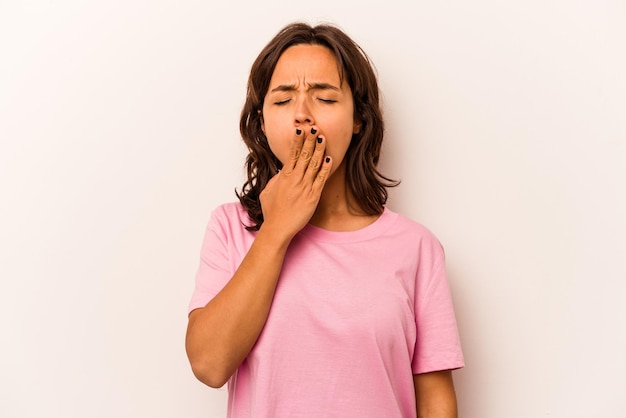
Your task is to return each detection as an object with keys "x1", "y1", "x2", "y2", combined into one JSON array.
[
  {"x1": 185, "y1": 227, "x2": 289, "y2": 388},
  {"x1": 185, "y1": 127, "x2": 331, "y2": 388},
  {"x1": 414, "y1": 370, "x2": 458, "y2": 418}
]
